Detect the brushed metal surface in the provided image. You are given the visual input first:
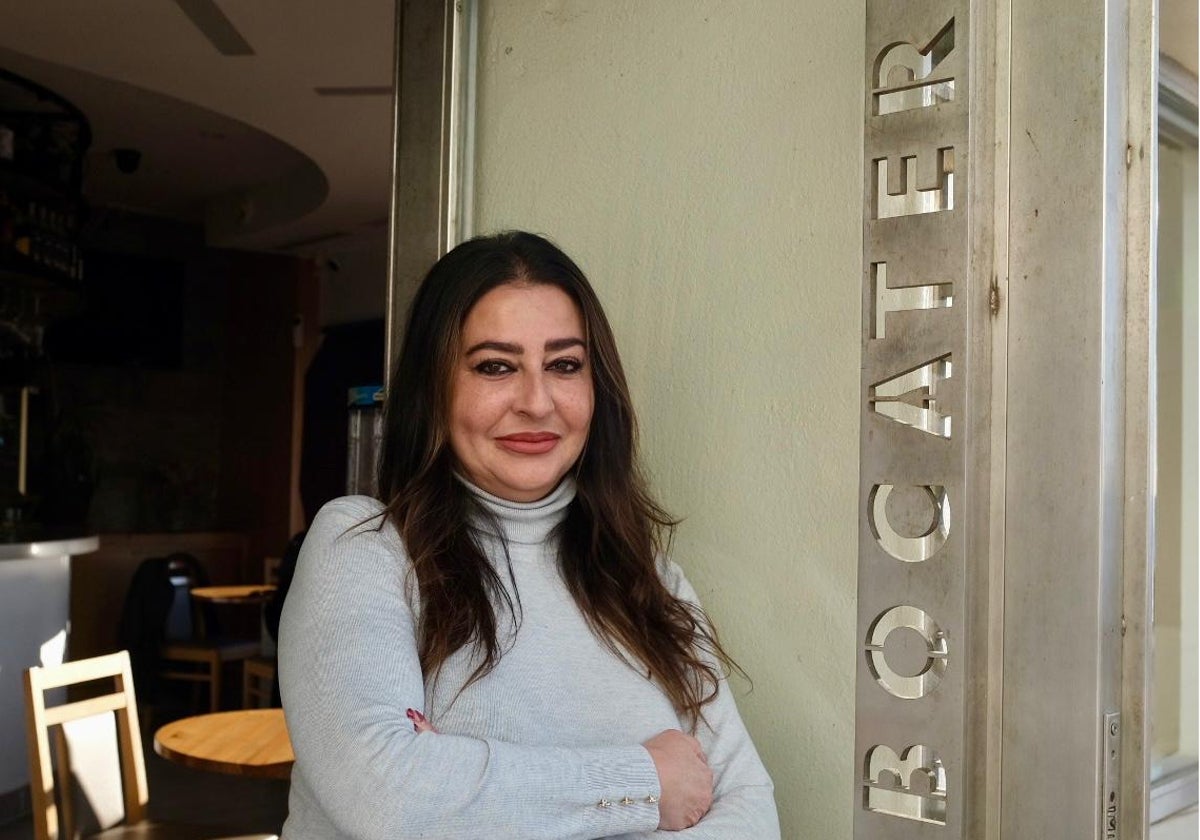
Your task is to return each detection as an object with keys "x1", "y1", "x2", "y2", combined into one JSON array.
[{"x1": 857, "y1": 1, "x2": 981, "y2": 836}]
